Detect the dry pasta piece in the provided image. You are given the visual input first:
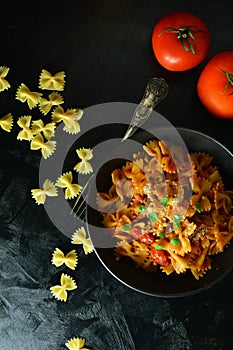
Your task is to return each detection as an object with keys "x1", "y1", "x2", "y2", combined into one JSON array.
[
  {"x1": 39, "y1": 69, "x2": 66, "y2": 91},
  {"x1": 17, "y1": 115, "x2": 33, "y2": 141},
  {"x1": 52, "y1": 248, "x2": 78, "y2": 270},
  {"x1": 31, "y1": 179, "x2": 58, "y2": 205},
  {"x1": 71, "y1": 227, "x2": 94, "y2": 254},
  {"x1": 16, "y1": 83, "x2": 42, "y2": 109},
  {"x1": 39, "y1": 91, "x2": 64, "y2": 115},
  {"x1": 0, "y1": 113, "x2": 13, "y2": 132},
  {"x1": 56, "y1": 171, "x2": 82, "y2": 199},
  {"x1": 50, "y1": 273, "x2": 77, "y2": 302},
  {"x1": 52, "y1": 106, "x2": 83, "y2": 134},
  {"x1": 31, "y1": 119, "x2": 56, "y2": 139},
  {"x1": 65, "y1": 337, "x2": 90, "y2": 350},
  {"x1": 73, "y1": 148, "x2": 93, "y2": 174},
  {"x1": 0, "y1": 66, "x2": 10, "y2": 92},
  {"x1": 30, "y1": 133, "x2": 56, "y2": 159}
]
